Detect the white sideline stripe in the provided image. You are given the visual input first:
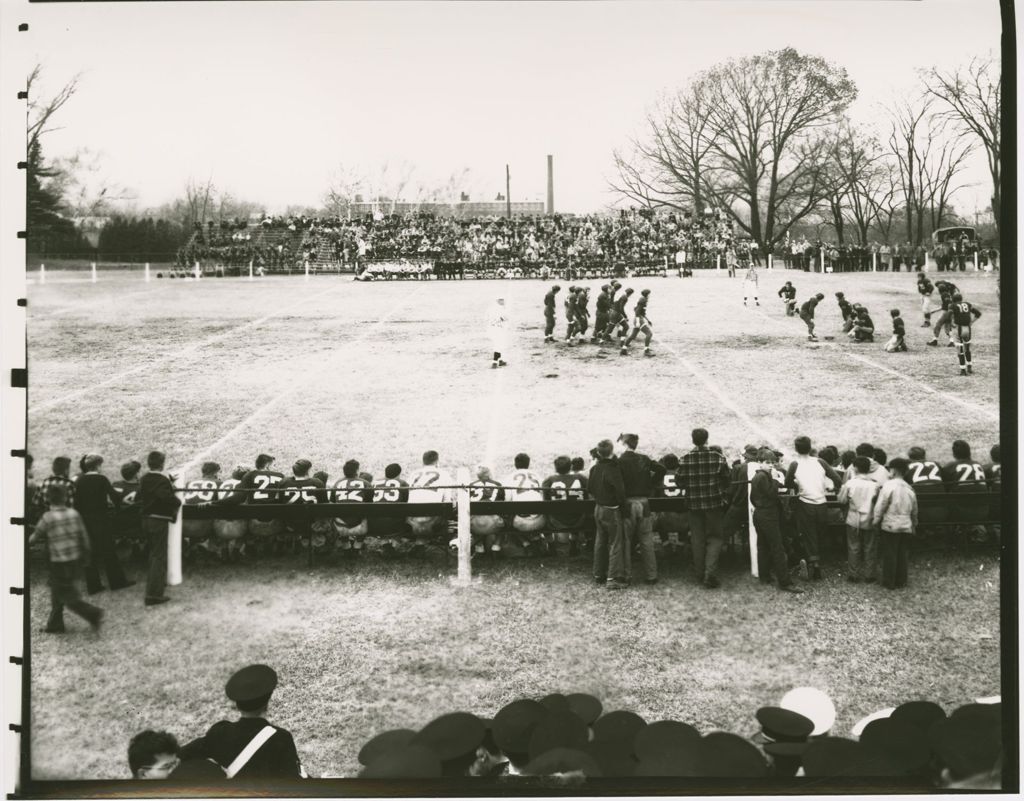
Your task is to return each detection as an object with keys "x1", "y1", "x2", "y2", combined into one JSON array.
[
  {"x1": 175, "y1": 287, "x2": 424, "y2": 479},
  {"x1": 653, "y1": 337, "x2": 782, "y2": 449},
  {"x1": 751, "y1": 305, "x2": 999, "y2": 423},
  {"x1": 483, "y1": 360, "x2": 507, "y2": 469},
  {"x1": 29, "y1": 283, "x2": 346, "y2": 414}
]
